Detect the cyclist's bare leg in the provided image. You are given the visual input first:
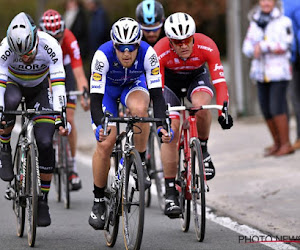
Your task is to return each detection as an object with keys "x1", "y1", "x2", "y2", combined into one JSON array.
[
  {"x1": 161, "y1": 119, "x2": 180, "y2": 178},
  {"x1": 40, "y1": 173, "x2": 52, "y2": 181},
  {"x1": 191, "y1": 91, "x2": 212, "y2": 139},
  {"x1": 126, "y1": 90, "x2": 150, "y2": 153},
  {"x1": 92, "y1": 126, "x2": 117, "y2": 188}
]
